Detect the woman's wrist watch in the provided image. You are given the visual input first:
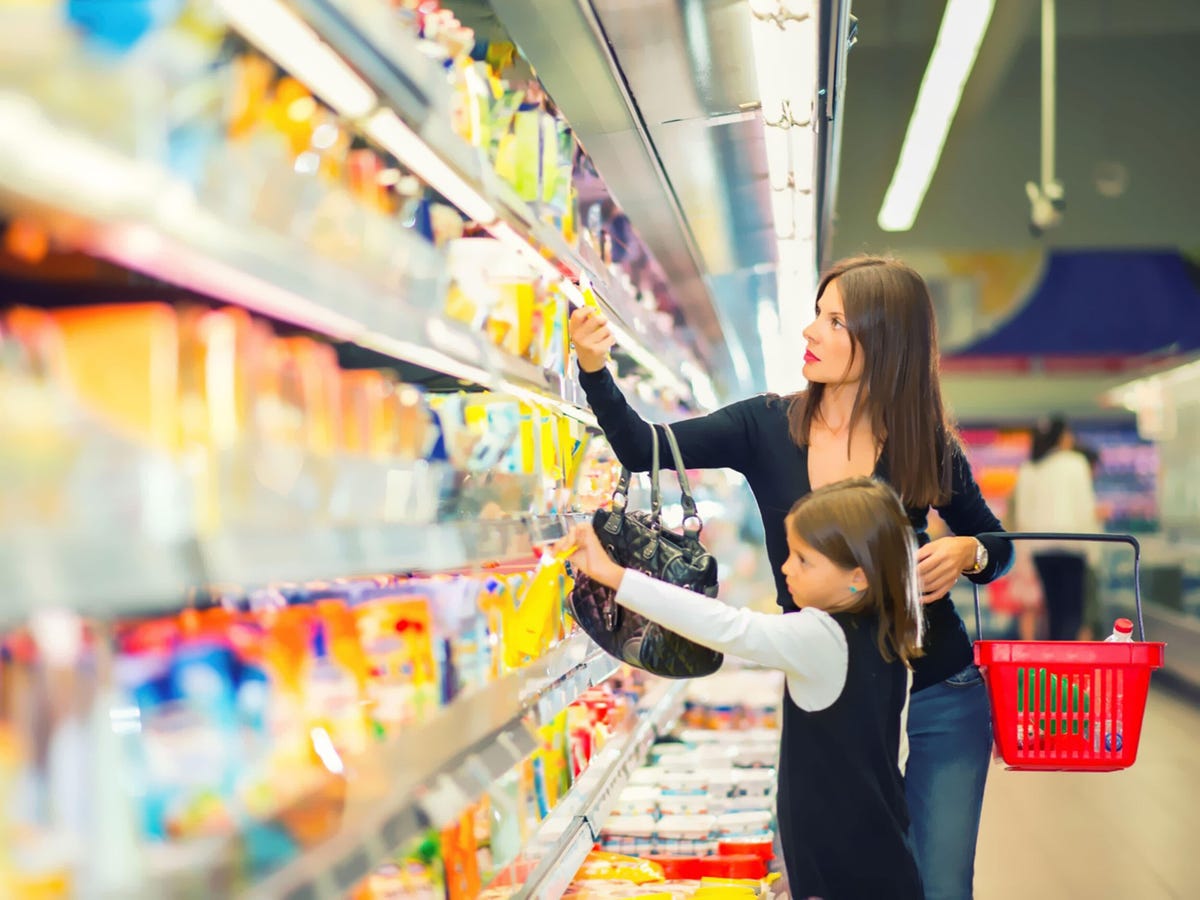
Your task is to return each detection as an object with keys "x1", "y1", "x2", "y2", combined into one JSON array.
[{"x1": 964, "y1": 539, "x2": 988, "y2": 575}]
